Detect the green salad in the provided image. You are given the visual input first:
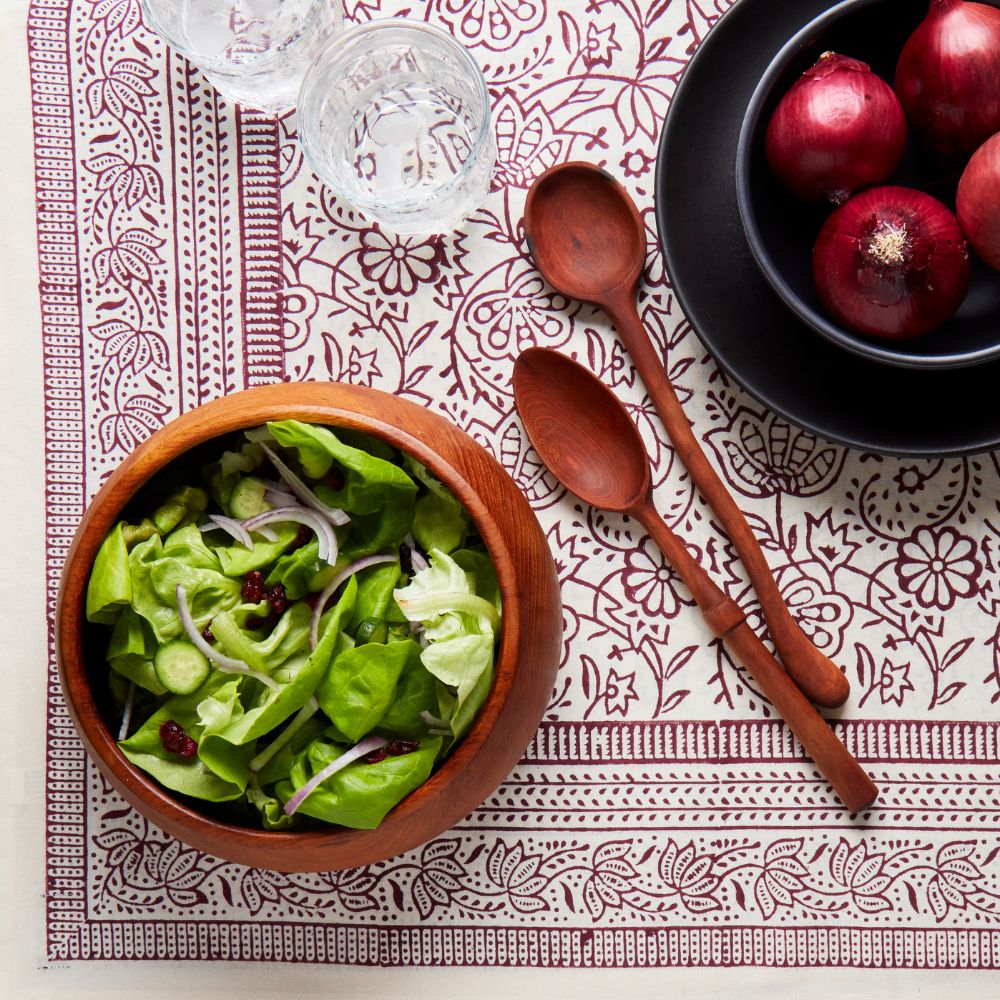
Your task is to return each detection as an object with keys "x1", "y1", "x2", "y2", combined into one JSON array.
[{"x1": 85, "y1": 419, "x2": 501, "y2": 830}]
